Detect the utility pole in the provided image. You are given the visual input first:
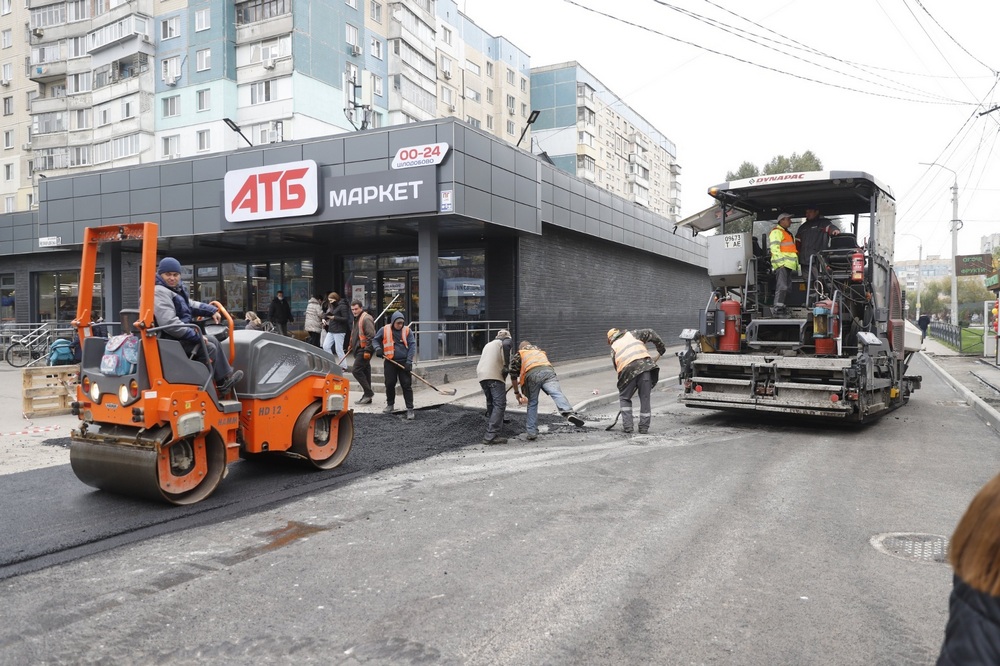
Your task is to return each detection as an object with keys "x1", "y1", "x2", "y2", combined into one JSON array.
[
  {"x1": 920, "y1": 162, "x2": 961, "y2": 325},
  {"x1": 899, "y1": 233, "x2": 923, "y2": 319}
]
